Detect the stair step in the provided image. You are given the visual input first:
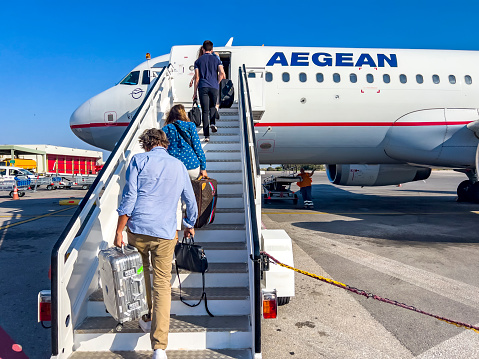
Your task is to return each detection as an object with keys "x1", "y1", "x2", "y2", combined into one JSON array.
[
  {"x1": 206, "y1": 153, "x2": 241, "y2": 161},
  {"x1": 193, "y1": 229, "x2": 246, "y2": 242},
  {"x1": 208, "y1": 159, "x2": 242, "y2": 162},
  {"x1": 70, "y1": 349, "x2": 252, "y2": 359},
  {"x1": 197, "y1": 224, "x2": 245, "y2": 231},
  {"x1": 204, "y1": 140, "x2": 240, "y2": 145},
  {"x1": 213, "y1": 212, "x2": 245, "y2": 225},
  {"x1": 88, "y1": 287, "x2": 250, "y2": 317},
  {"x1": 77, "y1": 315, "x2": 249, "y2": 334},
  {"x1": 216, "y1": 195, "x2": 244, "y2": 208},
  {"x1": 174, "y1": 262, "x2": 247, "y2": 274},
  {"x1": 215, "y1": 183, "x2": 243, "y2": 195},
  {"x1": 197, "y1": 127, "x2": 240, "y2": 135},
  {"x1": 217, "y1": 194, "x2": 242, "y2": 198},
  {"x1": 203, "y1": 143, "x2": 241, "y2": 151},
  {"x1": 172, "y1": 272, "x2": 247, "y2": 288},
  {"x1": 74, "y1": 316, "x2": 251, "y2": 351},
  {"x1": 208, "y1": 162, "x2": 242, "y2": 171},
  {"x1": 216, "y1": 208, "x2": 244, "y2": 213},
  {"x1": 209, "y1": 170, "x2": 242, "y2": 173},
  {"x1": 206, "y1": 150, "x2": 241, "y2": 153}
]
